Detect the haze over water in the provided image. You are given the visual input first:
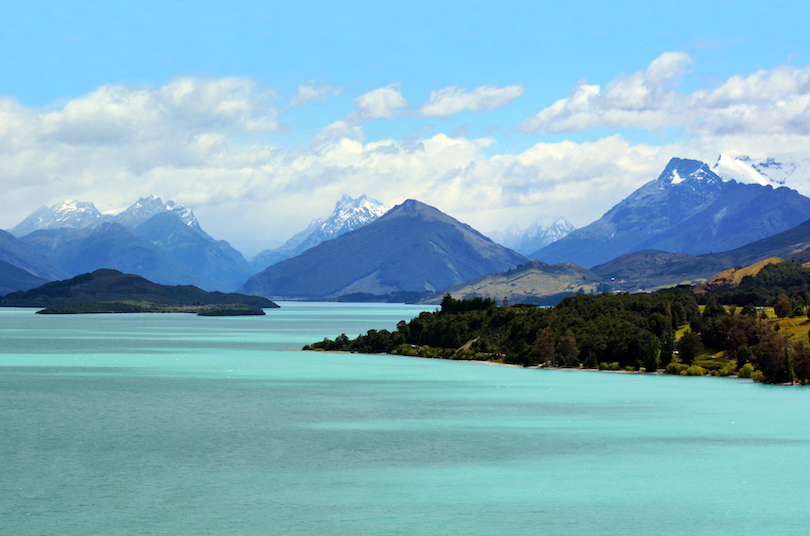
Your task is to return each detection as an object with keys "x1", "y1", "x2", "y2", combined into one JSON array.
[{"x1": 2, "y1": 303, "x2": 809, "y2": 535}]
